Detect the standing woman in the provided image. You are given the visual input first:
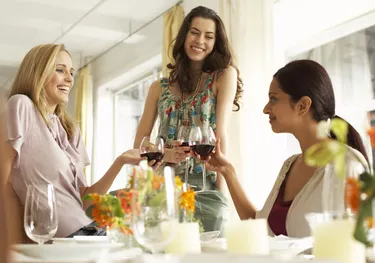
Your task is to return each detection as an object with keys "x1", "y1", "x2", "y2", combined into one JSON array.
[{"x1": 134, "y1": 6, "x2": 243, "y2": 232}]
